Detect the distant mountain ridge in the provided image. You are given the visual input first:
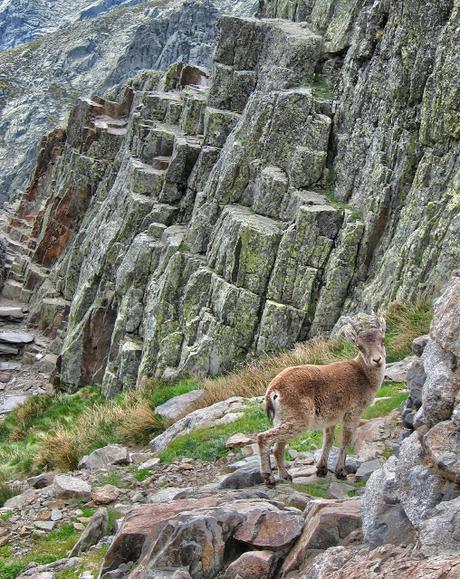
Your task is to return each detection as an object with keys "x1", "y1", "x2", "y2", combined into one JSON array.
[{"x1": 0, "y1": 0, "x2": 146, "y2": 51}]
